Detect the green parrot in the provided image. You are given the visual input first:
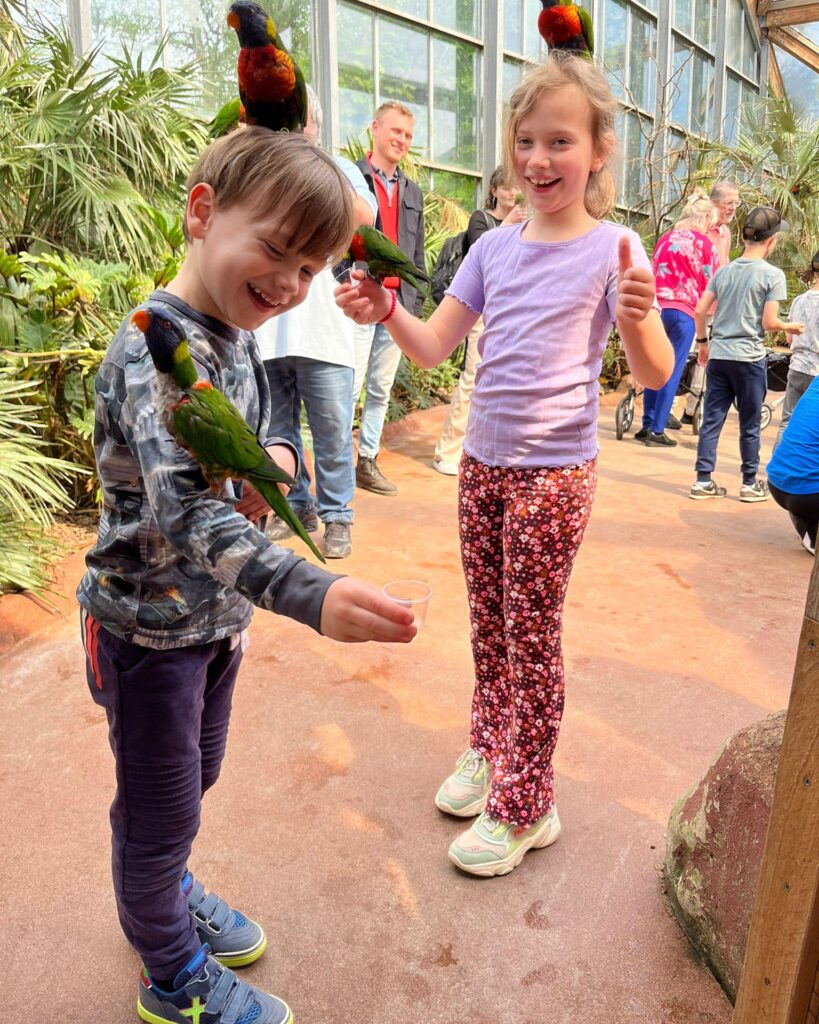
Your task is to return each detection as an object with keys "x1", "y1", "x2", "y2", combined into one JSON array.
[
  {"x1": 131, "y1": 305, "x2": 326, "y2": 563},
  {"x1": 537, "y1": 0, "x2": 594, "y2": 60},
  {"x1": 208, "y1": 96, "x2": 243, "y2": 139},
  {"x1": 349, "y1": 224, "x2": 430, "y2": 294}
]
